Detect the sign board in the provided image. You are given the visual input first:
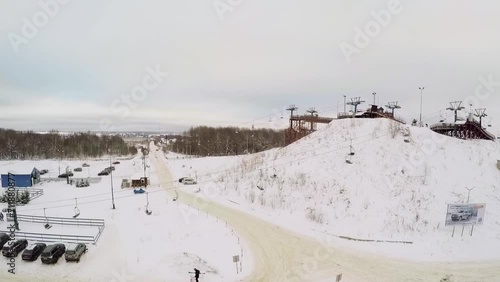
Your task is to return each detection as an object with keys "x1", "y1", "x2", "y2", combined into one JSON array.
[
  {"x1": 233, "y1": 255, "x2": 240, "y2": 263},
  {"x1": 336, "y1": 273, "x2": 343, "y2": 282},
  {"x1": 445, "y1": 203, "x2": 486, "y2": 226}
]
